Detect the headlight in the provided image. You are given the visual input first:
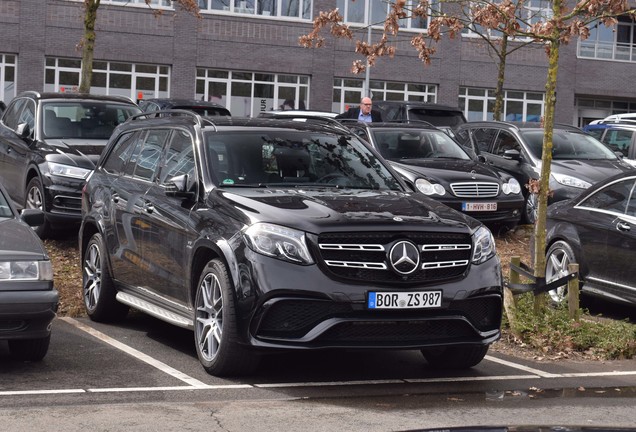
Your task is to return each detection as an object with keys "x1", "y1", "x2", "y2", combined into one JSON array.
[
  {"x1": 244, "y1": 223, "x2": 314, "y2": 265},
  {"x1": 550, "y1": 173, "x2": 592, "y2": 189},
  {"x1": 0, "y1": 260, "x2": 53, "y2": 281},
  {"x1": 471, "y1": 226, "x2": 496, "y2": 265},
  {"x1": 415, "y1": 178, "x2": 446, "y2": 196},
  {"x1": 48, "y1": 162, "x2": 92, "y2": 180},
  {"x1": 502, "y1": 178, "x2": 521, "y2": 195}
]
